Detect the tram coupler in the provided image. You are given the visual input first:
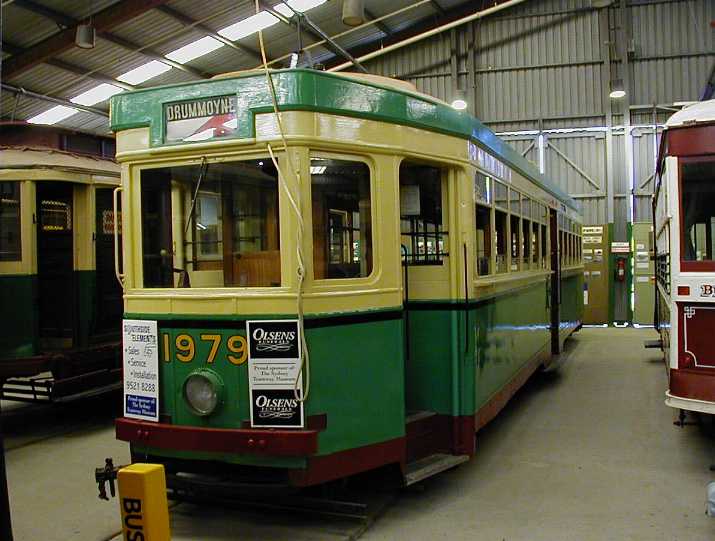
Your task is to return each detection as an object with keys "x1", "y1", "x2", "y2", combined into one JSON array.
[
  {"x1": 95, "y1": 457, "x2": 126, "y2": 500},
  {"x1": 673, "y1": 409, "x2": 697, "y2": 428}
]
